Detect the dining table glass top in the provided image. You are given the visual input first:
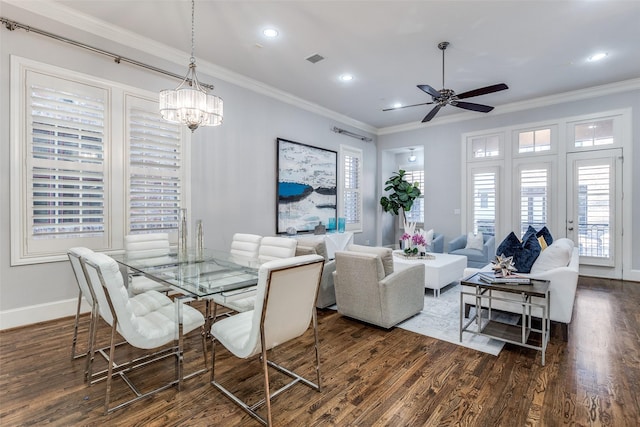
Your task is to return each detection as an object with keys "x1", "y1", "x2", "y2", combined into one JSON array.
[{"x1": 111, "y1": 249, "x2": 260, "y2": 298}]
